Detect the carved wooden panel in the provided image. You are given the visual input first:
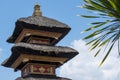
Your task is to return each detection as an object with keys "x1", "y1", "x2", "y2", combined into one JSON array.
[
  {"x1": 22, "y1": 63, "x2": 56, "y2": 77},
  {"x1": 27, "y1": 37, "x2": 50, "y2": 45}
]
